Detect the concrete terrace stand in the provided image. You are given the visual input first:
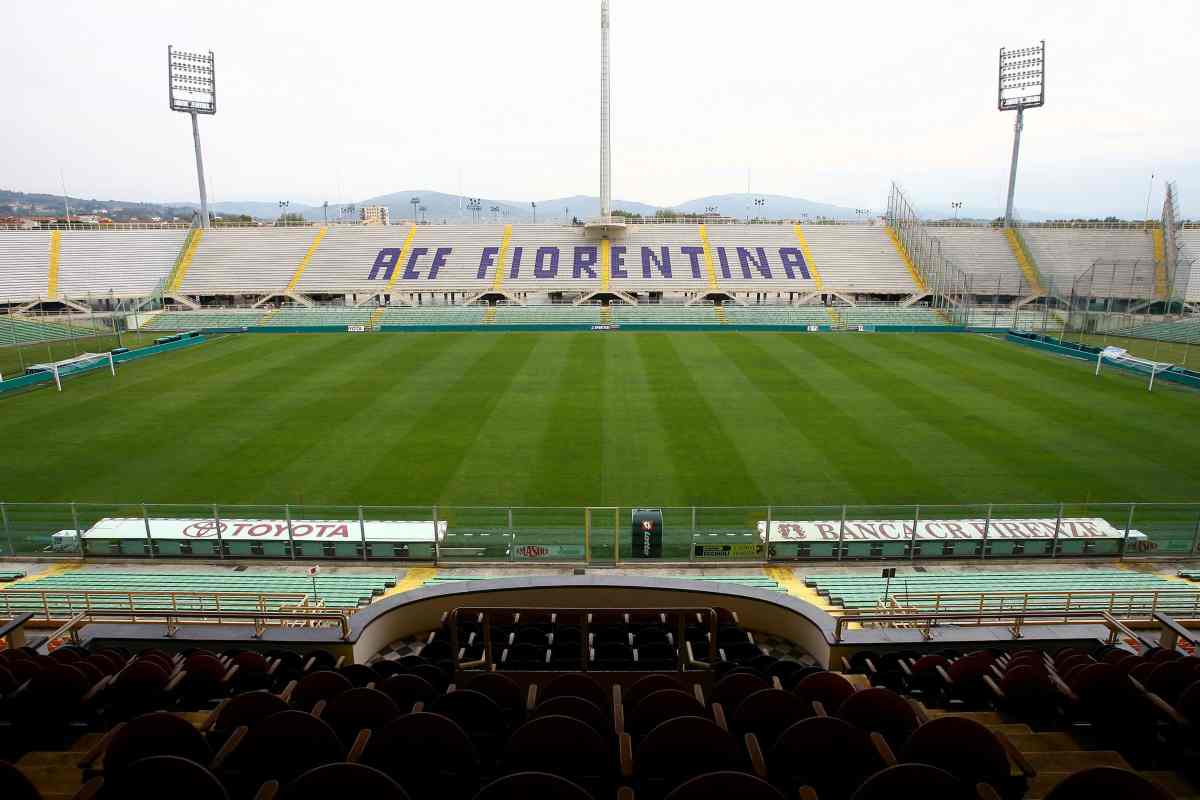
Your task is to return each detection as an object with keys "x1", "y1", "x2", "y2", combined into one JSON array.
[{"x1": 80, "y1": 575, "x2": 1112, "y2": 671}]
